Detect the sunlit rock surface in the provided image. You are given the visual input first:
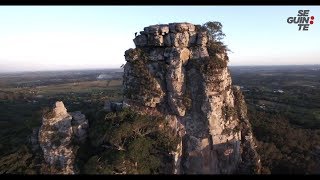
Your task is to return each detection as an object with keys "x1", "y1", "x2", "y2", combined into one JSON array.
[{"x1": 123, "y1": 22, "x2": 261, "y2": 174}]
